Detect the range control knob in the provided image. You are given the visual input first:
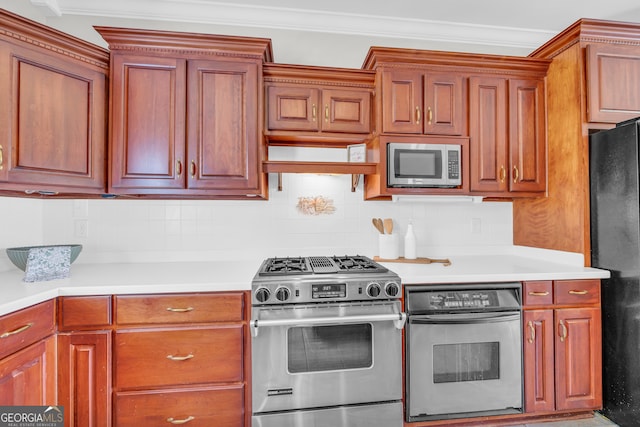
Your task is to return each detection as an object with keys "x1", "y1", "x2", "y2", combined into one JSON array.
[
  {"x1": 366, "y1": 282, "x2": 382, "y2": 298},
  {"x1": 385, "y1": 281, "x2": 400, "y2": 297},
  {"x1": 275, "y1": 286, "x2": 291, "y2": 302},
  {"x1": 255, "y1": 287, "x2": 271, "y2": 303}
]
